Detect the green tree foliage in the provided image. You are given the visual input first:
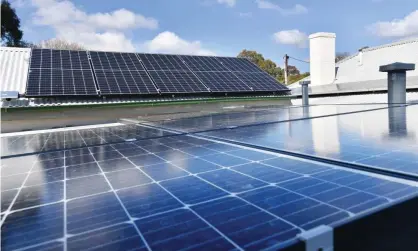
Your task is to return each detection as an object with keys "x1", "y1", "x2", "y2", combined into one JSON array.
[
  {"x1": 237, "y1": 49, "x2": 309, "y2": 85},
  {"x1": 1, "y1": 0, "x2": 24, "y2": 47}
]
